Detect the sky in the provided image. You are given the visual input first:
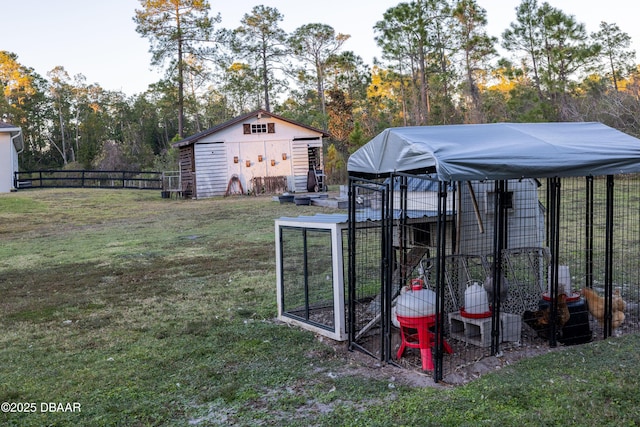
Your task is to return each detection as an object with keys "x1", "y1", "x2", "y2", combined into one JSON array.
[{"x1": 2, "y1": 0, "x2": 639, "y2": 96}]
